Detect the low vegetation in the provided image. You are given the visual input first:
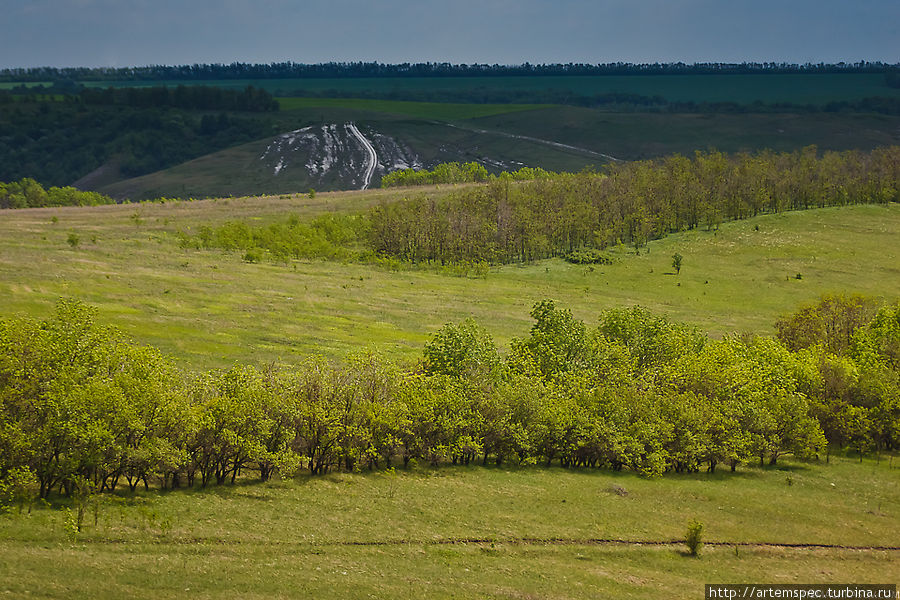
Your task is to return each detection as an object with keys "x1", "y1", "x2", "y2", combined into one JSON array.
[{"x1": 0, "y1": 178, "x2": 115, "y2": 209}]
